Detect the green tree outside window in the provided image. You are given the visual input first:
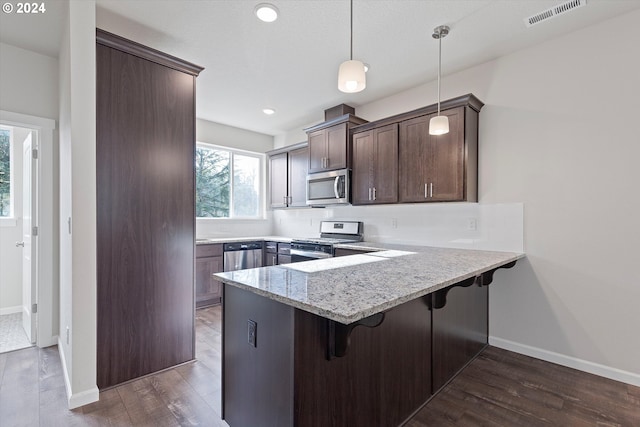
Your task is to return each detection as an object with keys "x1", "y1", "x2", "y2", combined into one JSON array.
[
  {"x1": 0, "y1": 128, "x2": 11, "y2": 217},
  {"x1": 195, "y1": 144, "x2": 262, "y2": 218}
]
